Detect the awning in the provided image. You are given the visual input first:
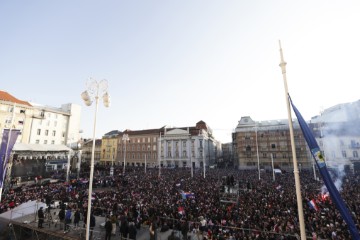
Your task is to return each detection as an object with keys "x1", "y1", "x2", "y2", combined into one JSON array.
[{"x1": 13, "y1": 143, "x2": 72, "y2": 152}]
